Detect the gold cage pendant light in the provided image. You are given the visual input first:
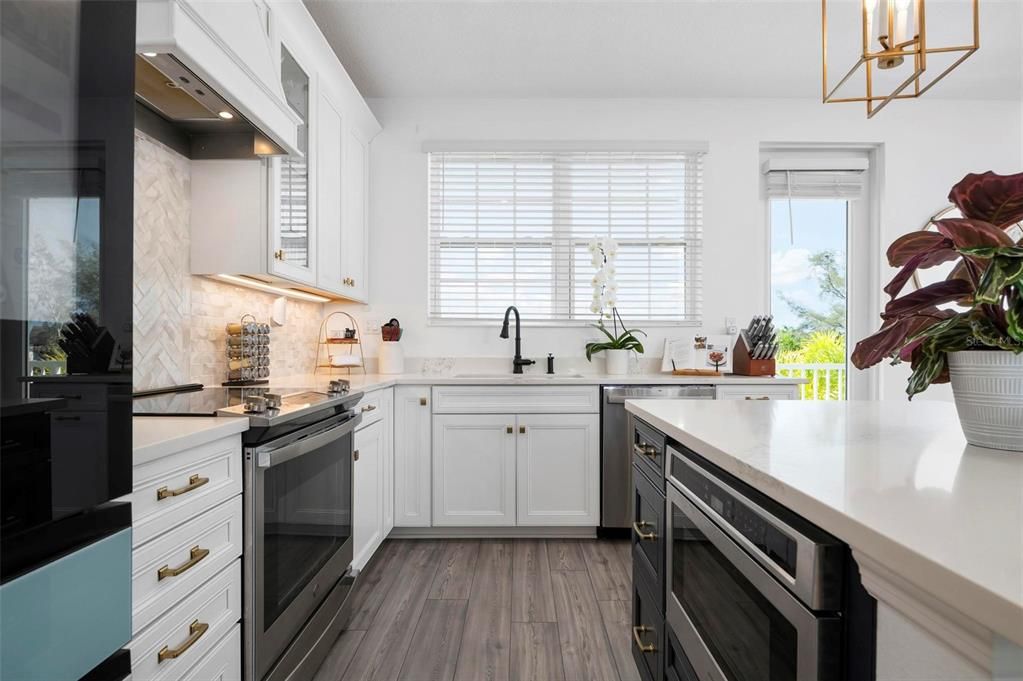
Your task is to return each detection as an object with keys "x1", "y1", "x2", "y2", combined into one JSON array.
[{"x1": 822, "y1": 0, "x2": 979, "y2": 118}]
